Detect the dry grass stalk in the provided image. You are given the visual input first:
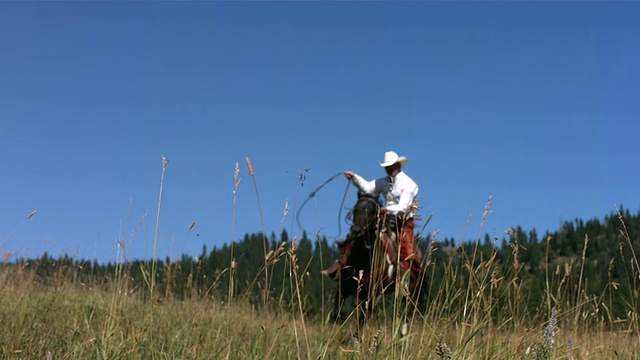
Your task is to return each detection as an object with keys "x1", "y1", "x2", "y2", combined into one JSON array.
[
  {"x1": 244, "y1": 156, "x2": 270, "y2": 313},
  {"x1": 0, "y1": 209, "x2": 38, "y2": 249},
  {"x1": 229, "y1": 161, "x2": 241, "y2": 306},
  {"x1": 150, "y1": 155, "x2": 169, "y2": 300}
]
